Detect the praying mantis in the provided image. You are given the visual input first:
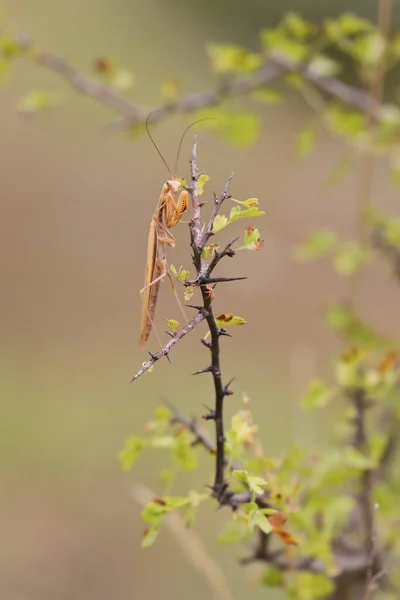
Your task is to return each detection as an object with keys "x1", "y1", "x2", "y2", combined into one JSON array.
[{"x1": 139, "y1": 114, "x2": 202, "y2": 347}]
